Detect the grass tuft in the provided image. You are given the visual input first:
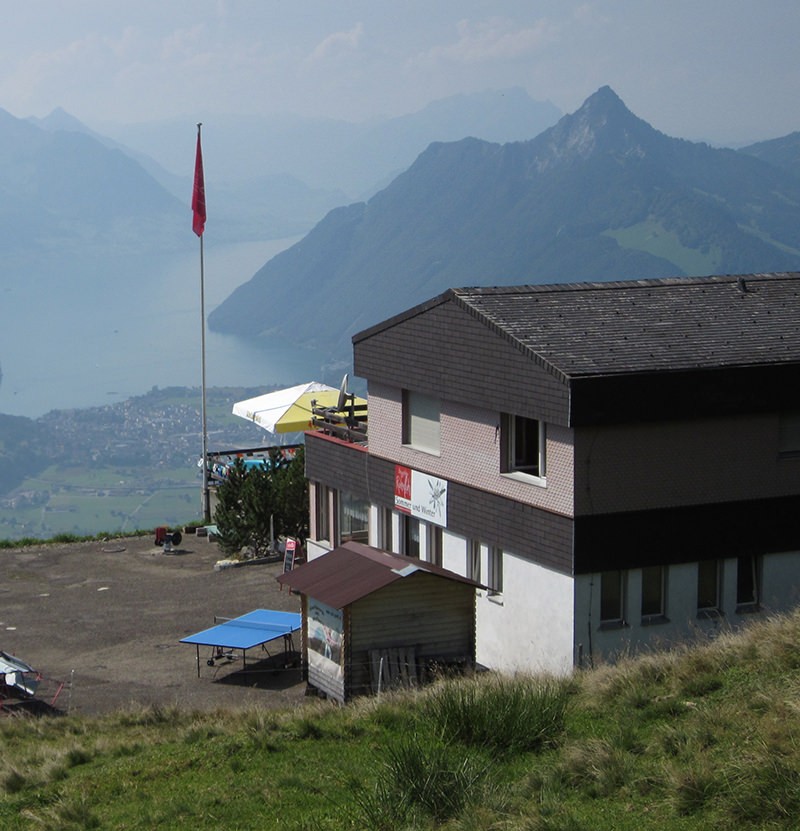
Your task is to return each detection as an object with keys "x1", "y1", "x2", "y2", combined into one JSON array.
[
  {"x1": 355, "y1": 732, "x2": 490, "y2": 826},
  {"x1": 417, "y1": 673, "x2": 571, "y2": 755}
]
